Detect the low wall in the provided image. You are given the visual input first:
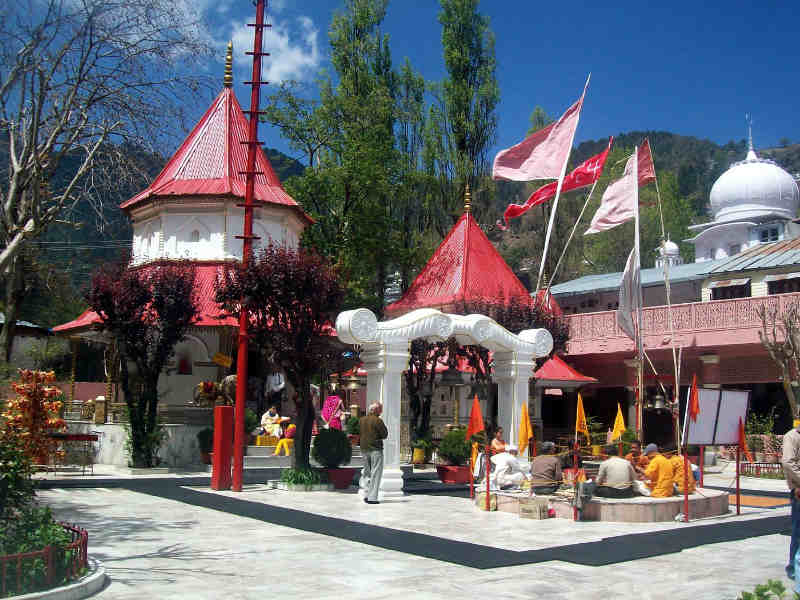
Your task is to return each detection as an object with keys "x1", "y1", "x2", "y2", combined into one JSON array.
[
  {"x1": 67, "y1": 421, "x2": 209, "y2": 468},
  {"x1": 581, "y1": 488, "x2": 729, "y2": 522}
]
